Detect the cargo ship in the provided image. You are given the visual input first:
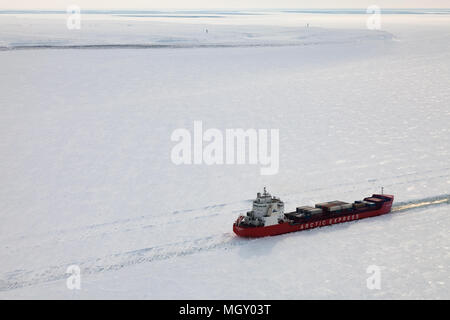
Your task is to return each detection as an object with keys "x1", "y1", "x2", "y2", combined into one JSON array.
[{"x1": 233, "y1": 188, "x2": 394, "y2": 237}]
